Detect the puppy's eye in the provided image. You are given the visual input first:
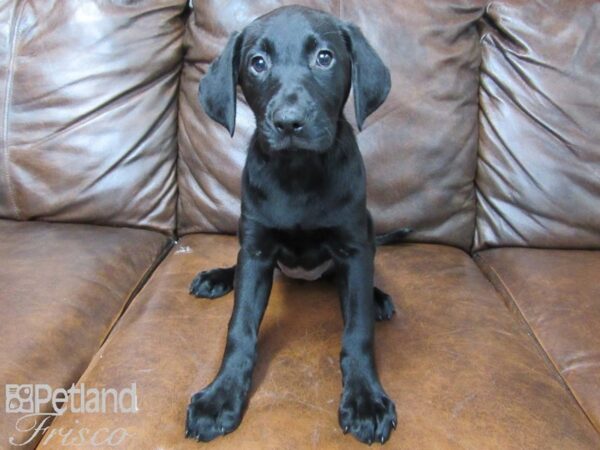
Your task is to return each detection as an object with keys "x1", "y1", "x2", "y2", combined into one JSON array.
[
  {"x1": 250, "y1": 55, "x2": 268, "y2": 74},
  {"x1": 316, "y1": 50, "x2": 334, "y2": 68}
]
